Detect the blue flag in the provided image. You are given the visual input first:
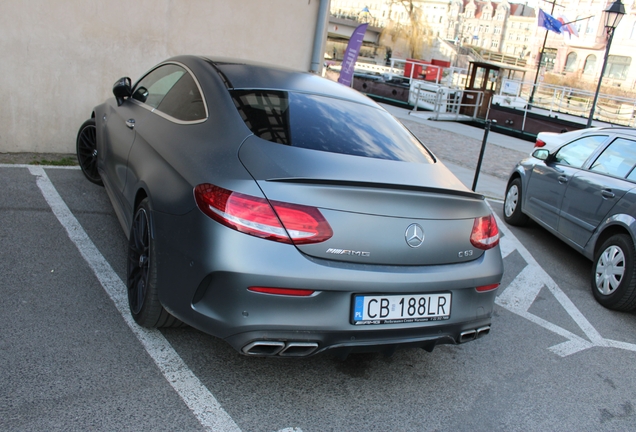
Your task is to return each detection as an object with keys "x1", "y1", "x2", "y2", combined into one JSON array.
[
  {"x1": 538, "y1": 9, "x2": 562, "y2": 34},
  {"x1": 338, "y1": 24, "x2": 368, "y2": 87}
]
